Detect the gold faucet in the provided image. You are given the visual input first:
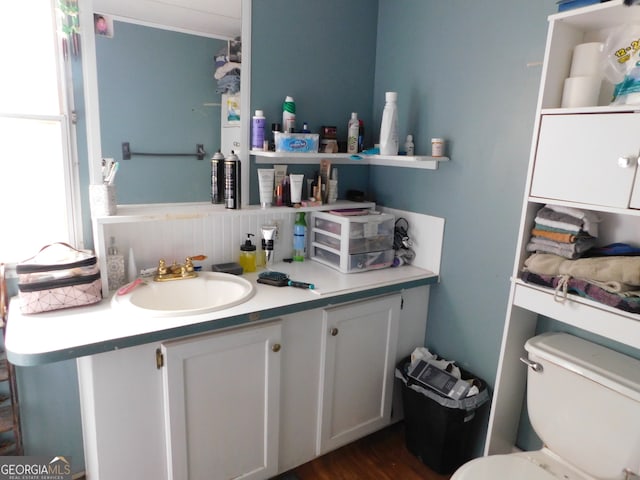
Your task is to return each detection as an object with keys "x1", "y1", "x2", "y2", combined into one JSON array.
[{"x1": 154, "y1": 257, "x2": 198, "y2": 282}]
